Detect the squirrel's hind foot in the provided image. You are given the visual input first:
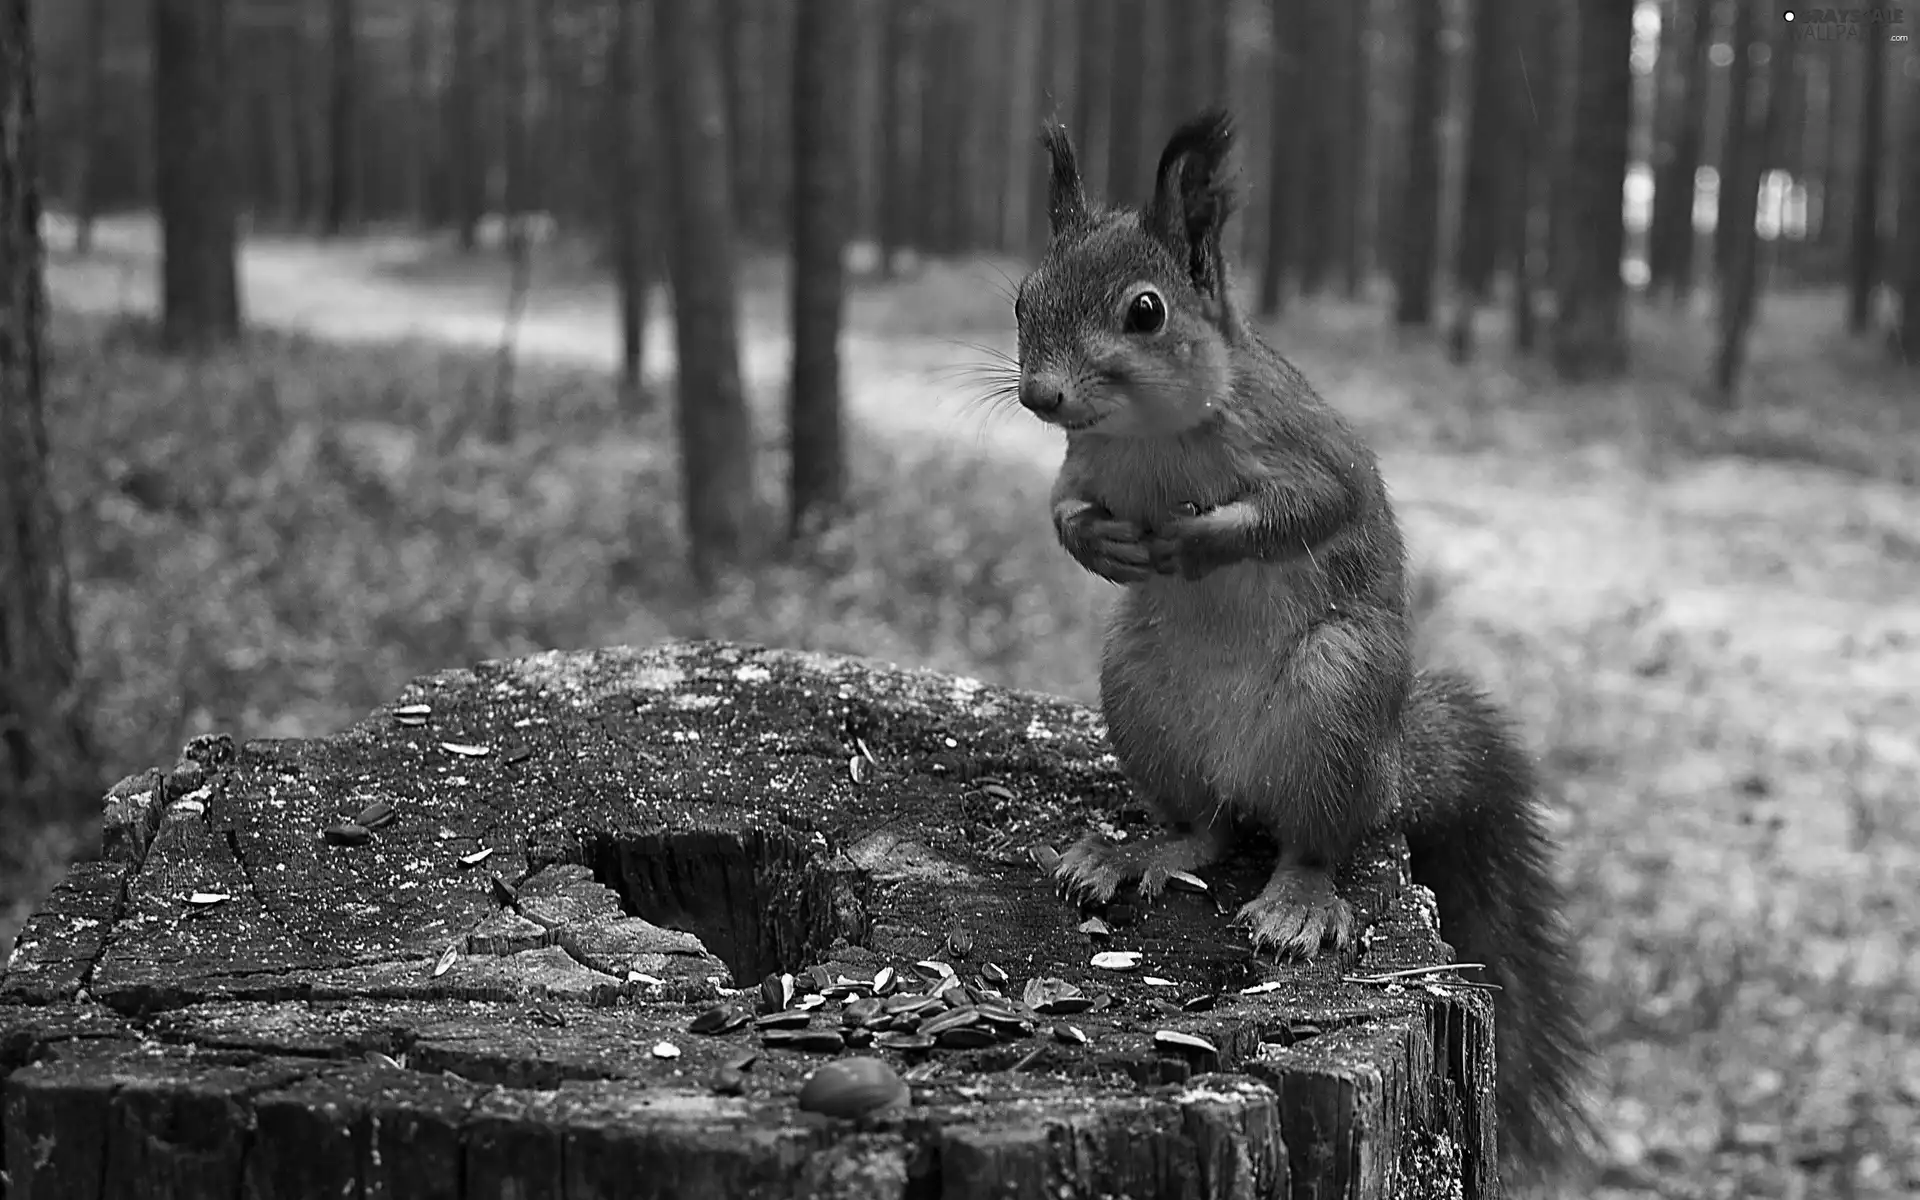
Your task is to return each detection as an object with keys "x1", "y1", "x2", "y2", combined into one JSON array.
[
  {"x1": 1236, "y1": 861, "x2": 1355, "y2": 959},
  {"x1": 1054, "y1": 825, "x2": 1229, "y2": 904}
]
